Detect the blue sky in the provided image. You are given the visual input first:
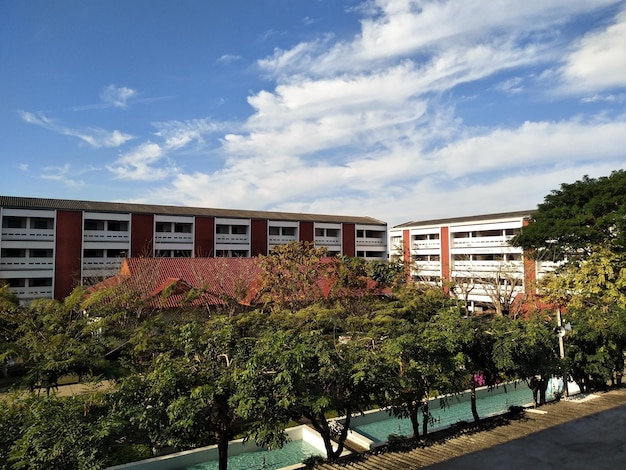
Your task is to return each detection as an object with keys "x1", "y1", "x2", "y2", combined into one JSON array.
[{"x1": 1, "y1": 0, "x2": 625, "y2": 227}]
